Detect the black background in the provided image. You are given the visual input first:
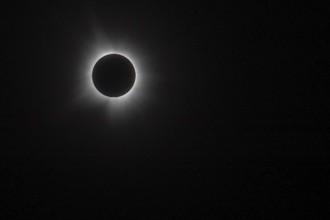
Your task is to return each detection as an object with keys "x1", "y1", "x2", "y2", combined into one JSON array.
[{"x1": 1, "y1": 1, "x2": 329, "y2": 218}]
